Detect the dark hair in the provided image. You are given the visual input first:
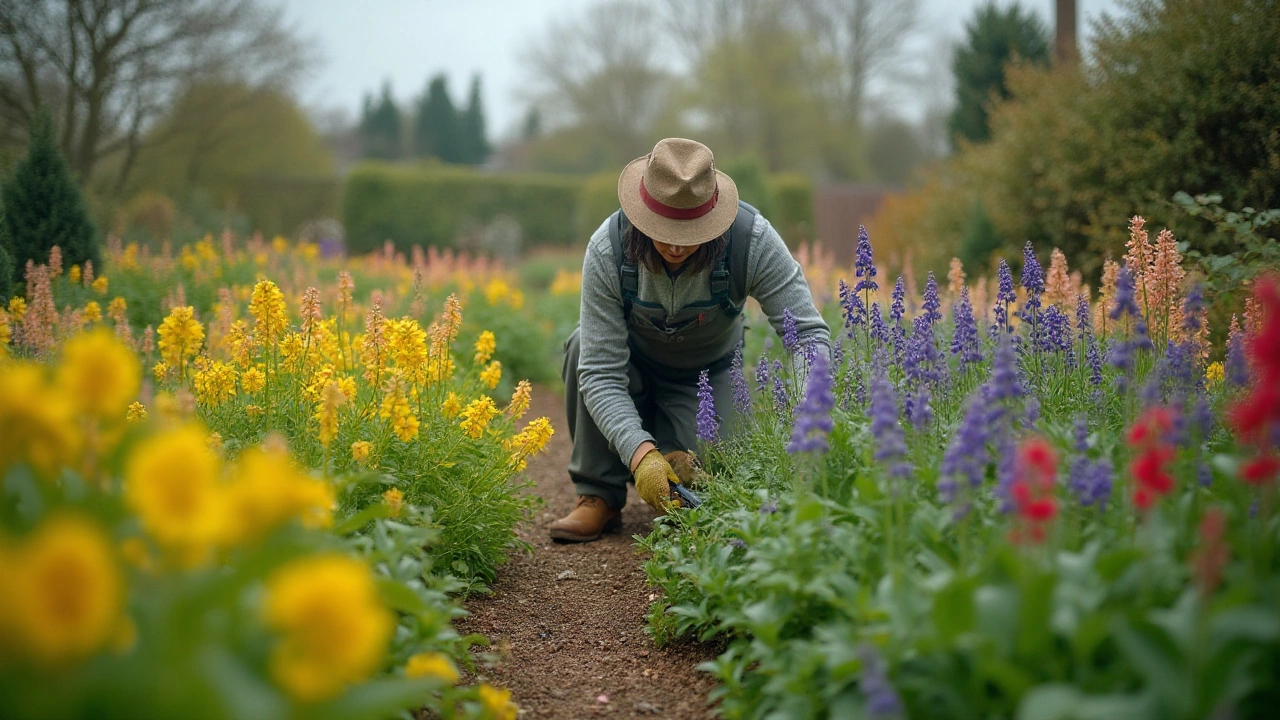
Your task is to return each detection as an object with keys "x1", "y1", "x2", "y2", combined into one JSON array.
[{"x1": 624, "y1": 224, "x2": 728, "y2": 275}]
